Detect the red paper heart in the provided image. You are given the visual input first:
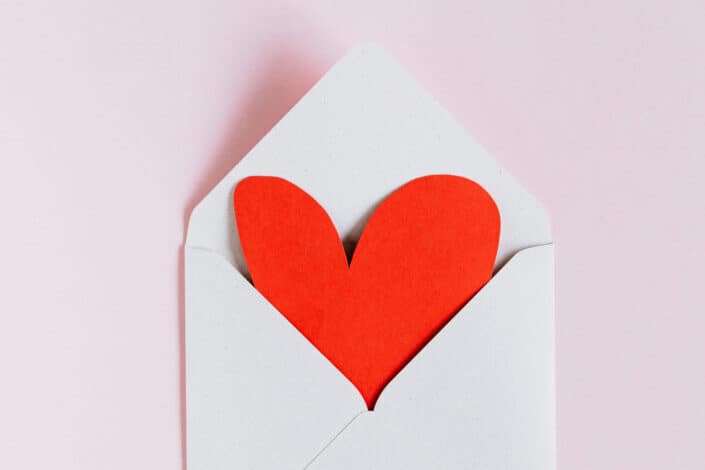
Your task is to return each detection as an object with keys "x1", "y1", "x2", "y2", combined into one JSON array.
[{"x1": 234, "y1": 175, "x2": 500, "y2": 409}]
